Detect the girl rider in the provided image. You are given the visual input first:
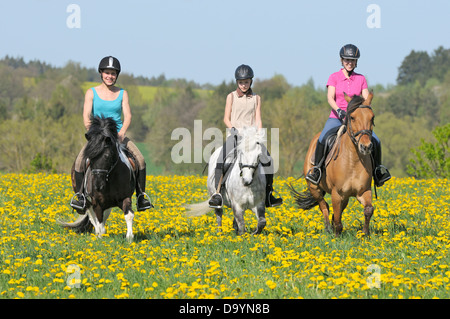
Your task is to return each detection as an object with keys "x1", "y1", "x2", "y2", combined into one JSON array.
[
  {"x1": 208, "y1": 64, "x2": 283, "y2": 209},
  {"x1": 305, "y1": 44, "x2": 391, "y2": 187},
  {"x1": 70, "y1": 56, "x2": 153, "y2": 211}
]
